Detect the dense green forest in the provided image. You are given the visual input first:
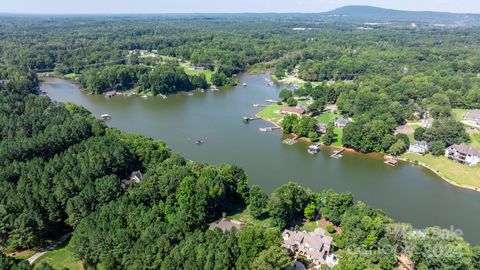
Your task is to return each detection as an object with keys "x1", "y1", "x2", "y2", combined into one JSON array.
[
  {"x1": 1, "y1": 15, "x2": 480, "y2": 269},
  {"x1": 1, "y1": 62, "x2": 479, "y2": 270}
]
